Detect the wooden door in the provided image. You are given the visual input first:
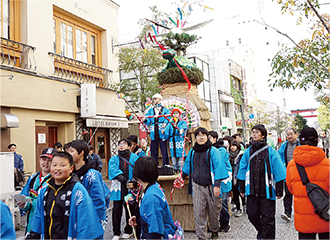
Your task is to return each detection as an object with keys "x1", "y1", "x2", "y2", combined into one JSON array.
[
  {"x1": 95, "y1": 129, "x2": 108, "y2": 177},
  {"x1": 35, "y1": 126, "x2": 49, "y2": 172}
]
